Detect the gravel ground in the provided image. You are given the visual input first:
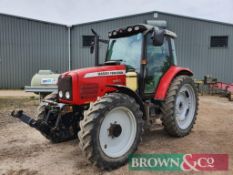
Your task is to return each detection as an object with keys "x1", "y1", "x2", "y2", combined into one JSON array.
[
  {"x1": 0, "y1": 94, "x2": 232, "y2": 175},
  {"x1": 0, "y1": 90, "x2": 37, "y2": 97}
]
